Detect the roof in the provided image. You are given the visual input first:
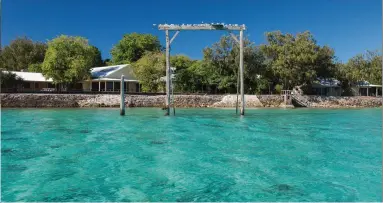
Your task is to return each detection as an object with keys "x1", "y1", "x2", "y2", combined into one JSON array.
[
  {"x1": 91, "y1": 64, "x2": 128, "y2": 78},
  {"x1": 312, "y1": 78, "x2": 340, "y2": 88},
  {"x1": 3, "y1": 71, "x2": 53, "y2": 82},
  {"x1": 355, "y1": 81, "x2": 382, "y2": 87},
  {"x1": 90, "y1": 64, "x2": 138, "y2": 81},
  {"x1": 93, "y1": 78, "x2": 138, "y2": 82}
]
